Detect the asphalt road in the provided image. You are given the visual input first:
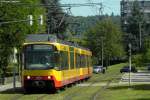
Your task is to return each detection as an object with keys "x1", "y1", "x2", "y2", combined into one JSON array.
[{"x1": 120, "y1": 71, "x2": 150, "y2": 83}]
